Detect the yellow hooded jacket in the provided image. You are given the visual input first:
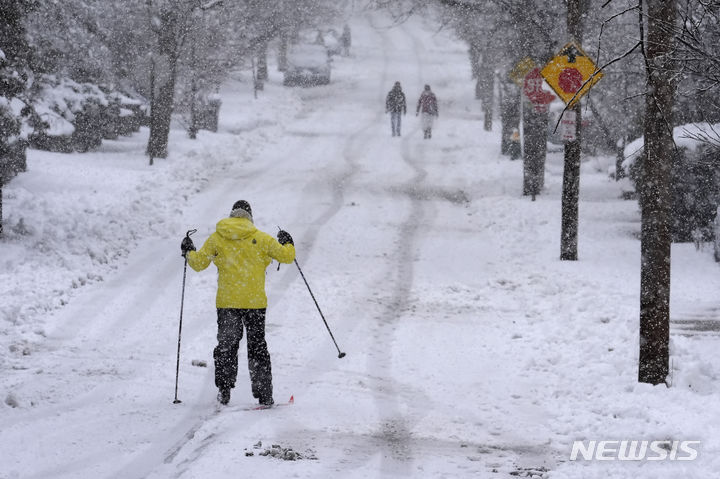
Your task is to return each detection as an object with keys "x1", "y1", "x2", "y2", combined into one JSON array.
[{"x1": 187, "y1": 217, "x2": 295, "y2": 309}]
